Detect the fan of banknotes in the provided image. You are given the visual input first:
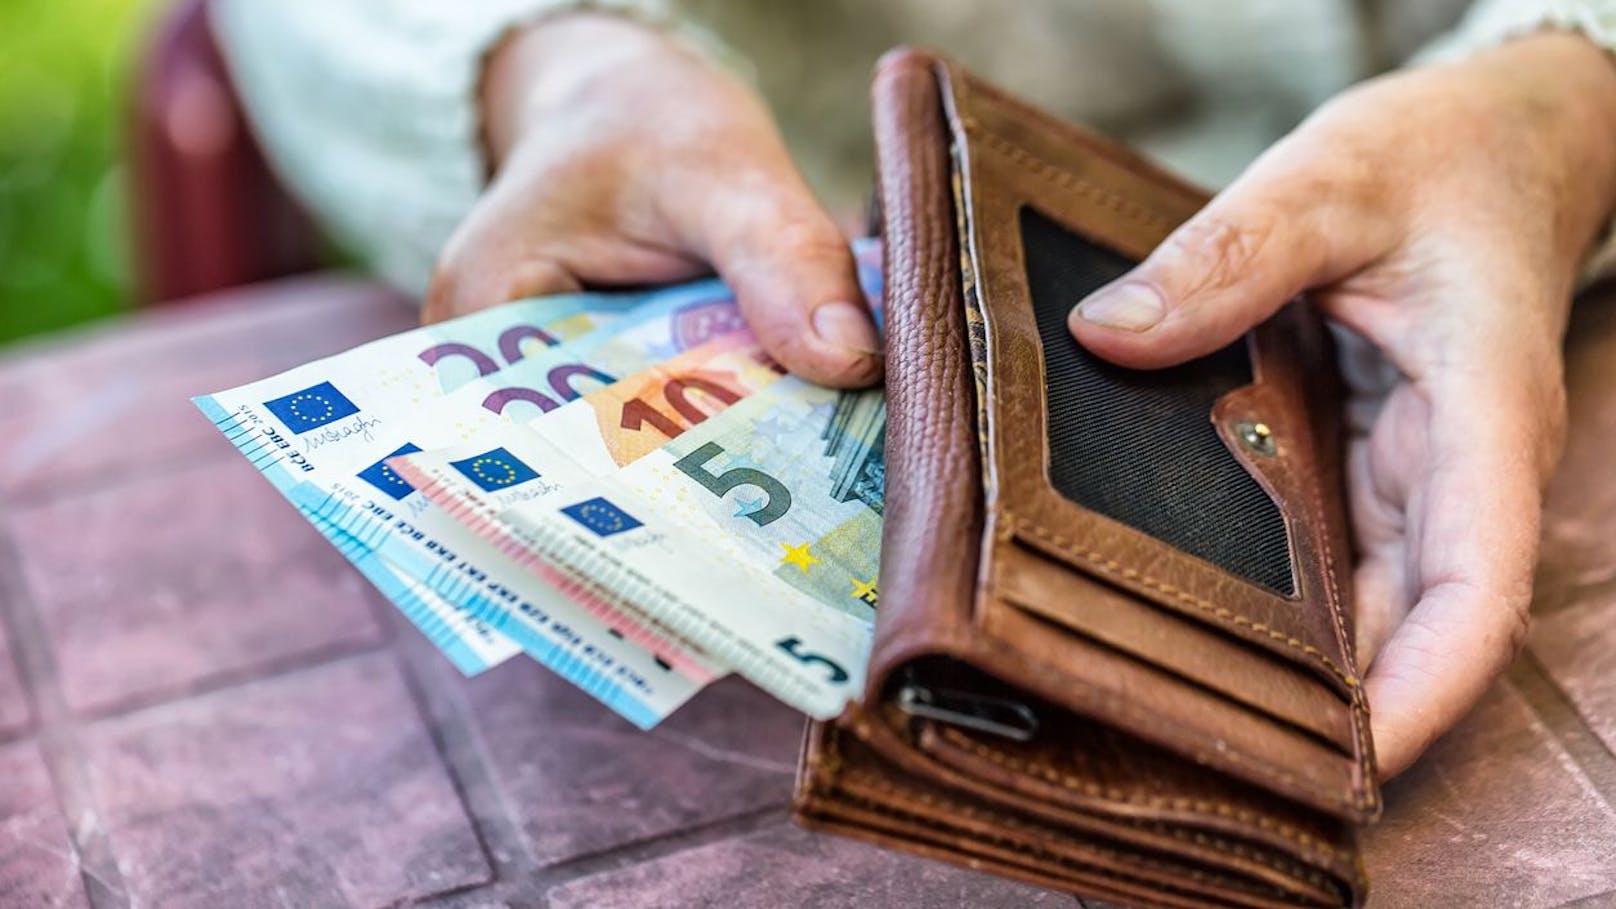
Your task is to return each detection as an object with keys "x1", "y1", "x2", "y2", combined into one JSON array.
[{"x1": 194, "y1": 240, "x2": 886, "y2": 728}]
